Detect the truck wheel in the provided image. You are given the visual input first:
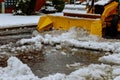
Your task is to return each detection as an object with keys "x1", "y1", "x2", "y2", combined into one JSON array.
[
  {"x1": 110, "y1": 15, "x2": 119, "y2": 36},
  {"x1": 104, "y1": 15, "x2": 119, "y2": 37}
]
